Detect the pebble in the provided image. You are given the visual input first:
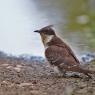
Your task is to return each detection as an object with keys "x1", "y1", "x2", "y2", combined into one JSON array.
[
  {"x1": 6, "y1": 66, "x2": 13, "y2": 69},
  {"x1": 16, "y1": 65, "x2": 23, "y2": 68},
  {"x1": 14, "y1": 67, "x2": 21, "y2": 72},
  {"x1": 18, "y1": 82, "x2": 33, "y2": 87}
]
